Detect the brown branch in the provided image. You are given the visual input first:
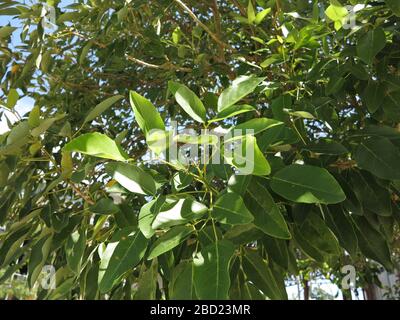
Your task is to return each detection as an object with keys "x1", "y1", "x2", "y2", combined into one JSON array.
[
  {"x1": 230, "y1": 0, "x2": 246, "y2": 16},
  {"x1": 173, "y1": 0, "x2": 230, "y2": 50},
  {"x1": 125, "y1": 54, "x2": 192, "y2": 73},
  {"x1": 211, "y1": 0, "x2": 226, "y2": 63}
]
